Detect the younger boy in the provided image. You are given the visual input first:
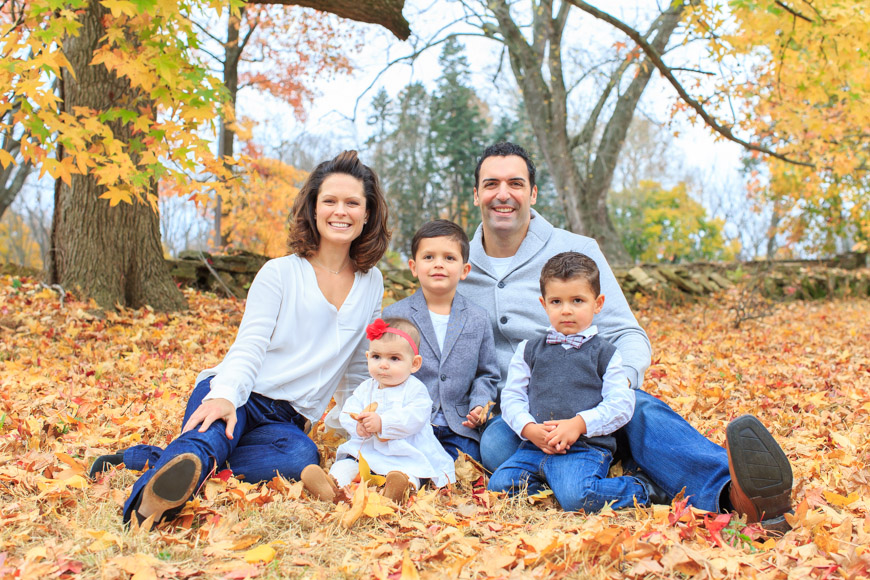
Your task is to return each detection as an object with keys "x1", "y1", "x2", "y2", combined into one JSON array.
[
  {"x1": 487, "y1": 252, "x2": 666, "y2": 512},
  {"x1": 383, "y1": 220, "x2": 499, "y2": 462}
]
